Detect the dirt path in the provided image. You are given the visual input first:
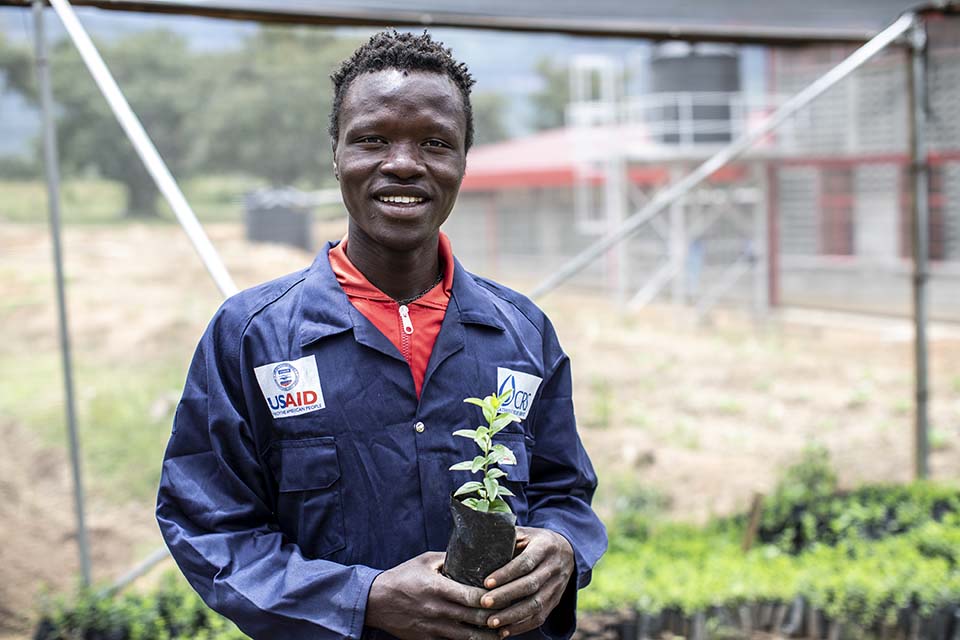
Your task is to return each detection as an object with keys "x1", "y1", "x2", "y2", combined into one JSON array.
[{"x1": 2, "y1": 221, "x2": 958, "y2": 634}]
